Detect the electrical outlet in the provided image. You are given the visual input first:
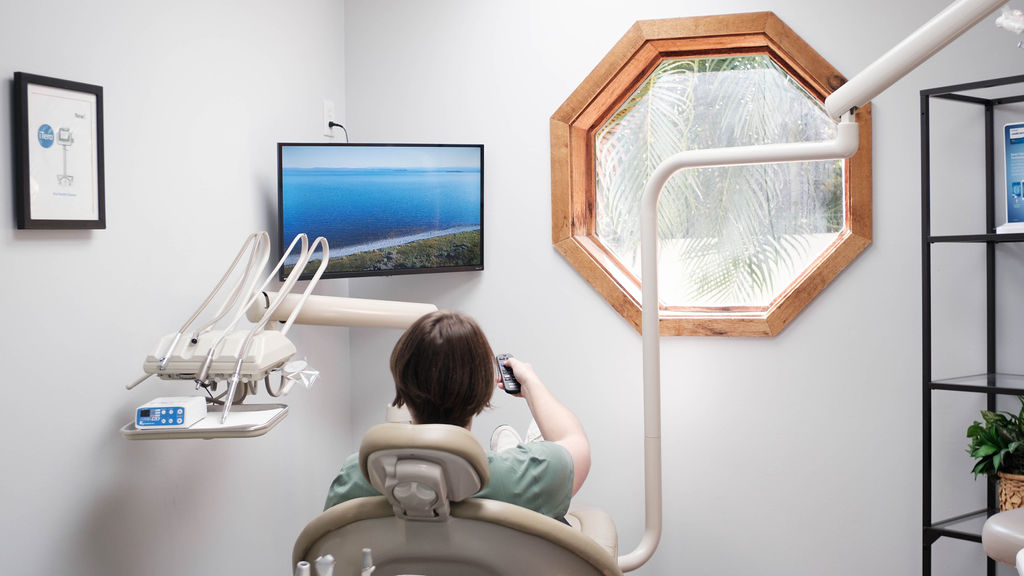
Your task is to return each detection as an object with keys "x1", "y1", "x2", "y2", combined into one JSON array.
[{"x1": 322, "y1": 99, "x2": 335, "y2": 137}]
